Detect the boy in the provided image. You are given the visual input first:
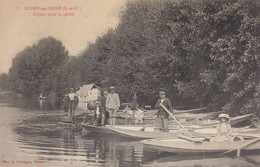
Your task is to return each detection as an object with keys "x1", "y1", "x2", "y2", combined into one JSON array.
[
  {"x1": 93, "y1": 100, "x2": 106, "y2": 126},
  {"x1": 155, "y1": 90, "x2": 173, "y2": 132}
]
